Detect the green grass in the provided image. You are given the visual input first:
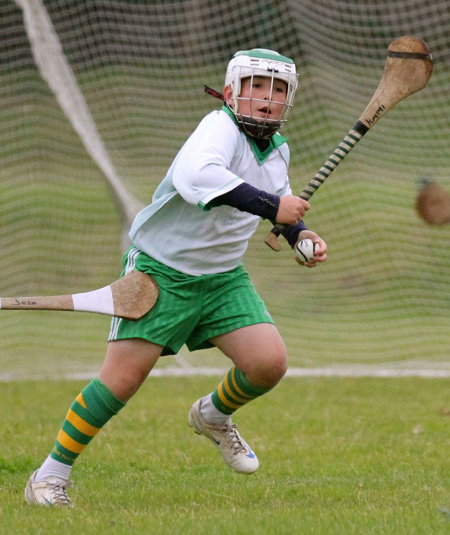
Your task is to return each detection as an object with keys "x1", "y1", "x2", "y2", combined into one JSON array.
[{"x1": 1, "y1": 376, "x2": 450, "y2": 534}]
